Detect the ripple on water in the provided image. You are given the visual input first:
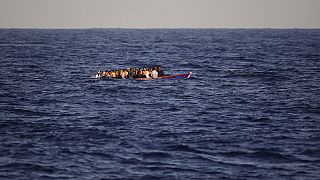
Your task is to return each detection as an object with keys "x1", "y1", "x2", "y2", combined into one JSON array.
[{"x1": 1, "y1": 29, "x2": 320, "y2": 179}]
